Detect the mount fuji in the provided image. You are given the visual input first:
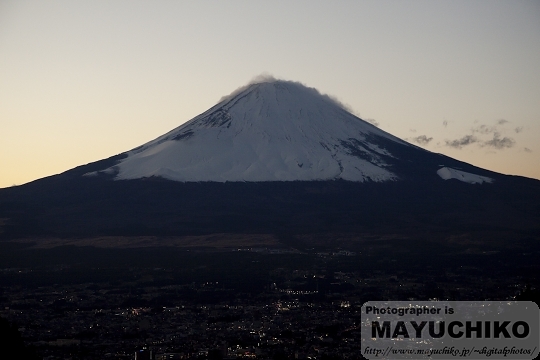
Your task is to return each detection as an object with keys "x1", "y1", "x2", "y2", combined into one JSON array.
[
  {"x1": 84, "y1": 80, "x2": 491, "y2": 184},
  {"x1": 0, "y1": 79, "x2": 539, "y2": 247}
]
